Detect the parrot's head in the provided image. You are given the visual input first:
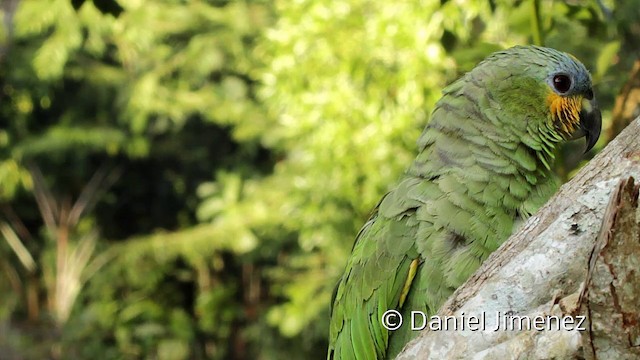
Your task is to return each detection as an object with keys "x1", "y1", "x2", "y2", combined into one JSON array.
[{"x1": 477, "y1": 45, "x2": 601, "y2": 153}]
